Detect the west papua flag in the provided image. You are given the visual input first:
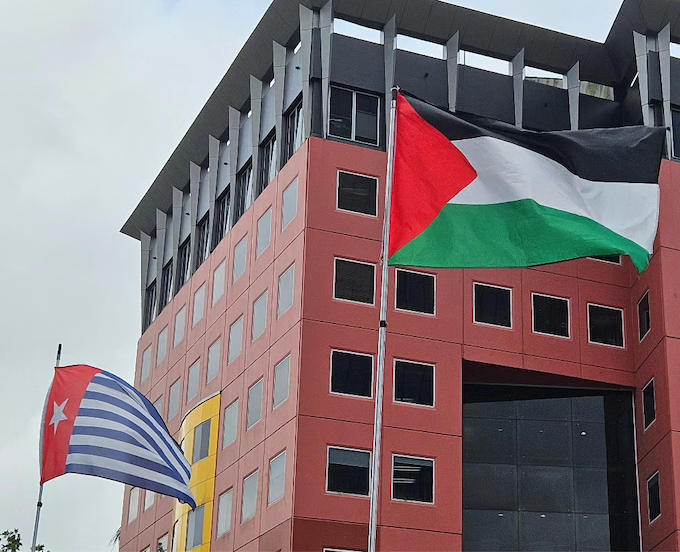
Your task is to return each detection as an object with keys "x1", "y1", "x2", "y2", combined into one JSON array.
[{"x1": 40, "y1": 365, "x2": 196, "y2": 508}]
